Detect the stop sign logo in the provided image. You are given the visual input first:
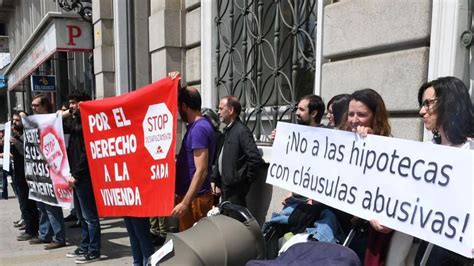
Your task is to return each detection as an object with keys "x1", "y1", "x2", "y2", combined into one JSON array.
[
  {"x1": 42, "y1": 132, "x2": 64, "y2": 174},
  {"x1": 143, "y1": 103, "x2": 173, "y2": 160}
]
